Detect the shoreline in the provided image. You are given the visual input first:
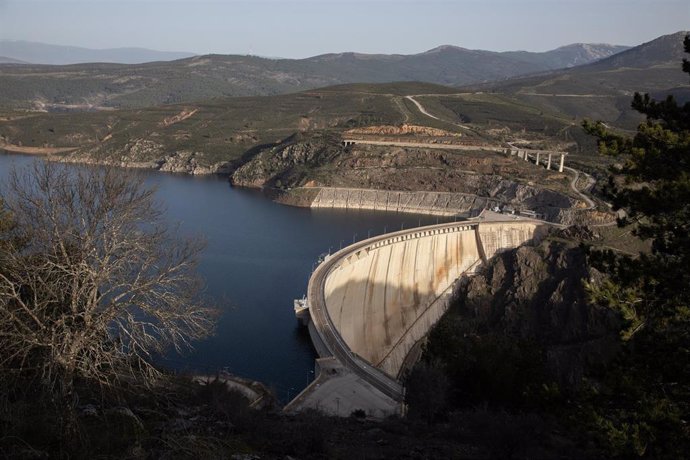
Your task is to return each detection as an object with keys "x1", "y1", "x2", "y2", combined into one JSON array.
[{"x1": 1, "y1": 150, "x2": 612, "y2": 224}]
